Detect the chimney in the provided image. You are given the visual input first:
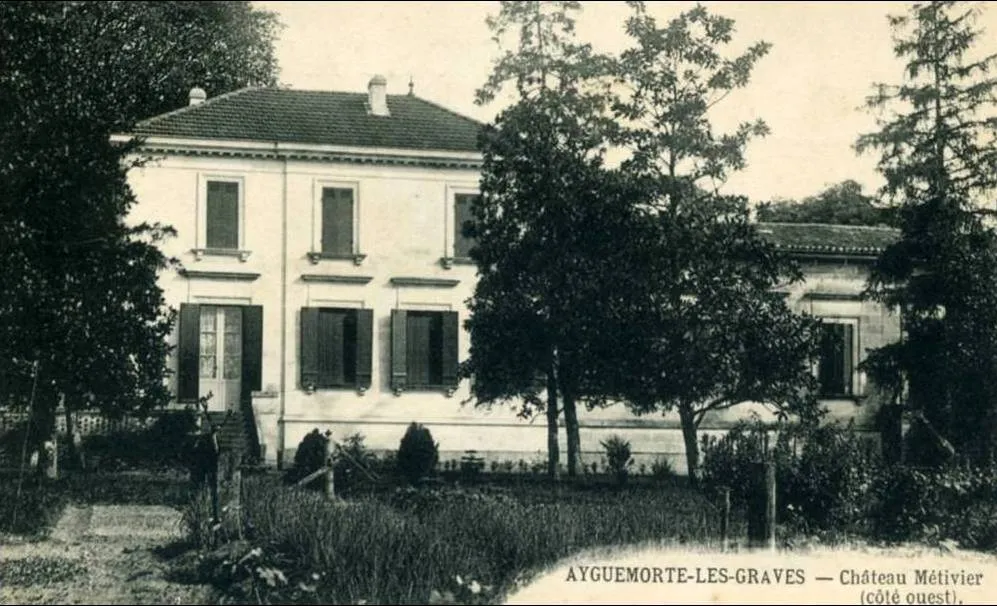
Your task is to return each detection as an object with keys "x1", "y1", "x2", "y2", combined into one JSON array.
[
  {"x1": 188, "y1": 87, "x2": 207, "y2": 106},
  {"x1": 367, "y1": 75, "x2": 390, "y2": 117}
]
